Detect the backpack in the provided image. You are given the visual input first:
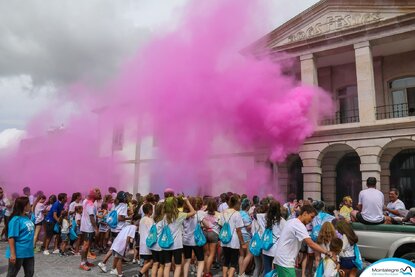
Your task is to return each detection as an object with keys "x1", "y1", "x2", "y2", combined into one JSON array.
[
  {"x1": 54, "y1": 222, "x2": 61, "y2": 233},
  {"x1": 353, "y1": 244, "x2": 363, "y2": 270},
  {"x1": 106, "y1": 209, "x2": 118, "y2": 229},
  {"x1": 69, "y1": 219, "x2": 78, "y2": 241},
  {"x1": 158, "y1": 221, "x2": 174, "y2": 249},
  {"x1": 194, "y1": 214, "x2": 206, "y2": 247},
  {"x1": 311, "y1": 212, "x2": 329, "y2": 242},
  {"x1": 146, "y1": 224, "x2": 158, "y2": 248},
  {"x1": 219, "y1": 212, "x2": 235, "y2": 244},
  {"x1": 261, "y1": 228, "x2": 274, "y2": 251},
  {"x1": 30, "y1": 212, "x2": 36, "y2": 224},
  {"x1": 249, "y1": 221, "x2": 263, "y2": 256},
  {"x1": 264, "y1": 269, "x2": 278, "y2": 277}
]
